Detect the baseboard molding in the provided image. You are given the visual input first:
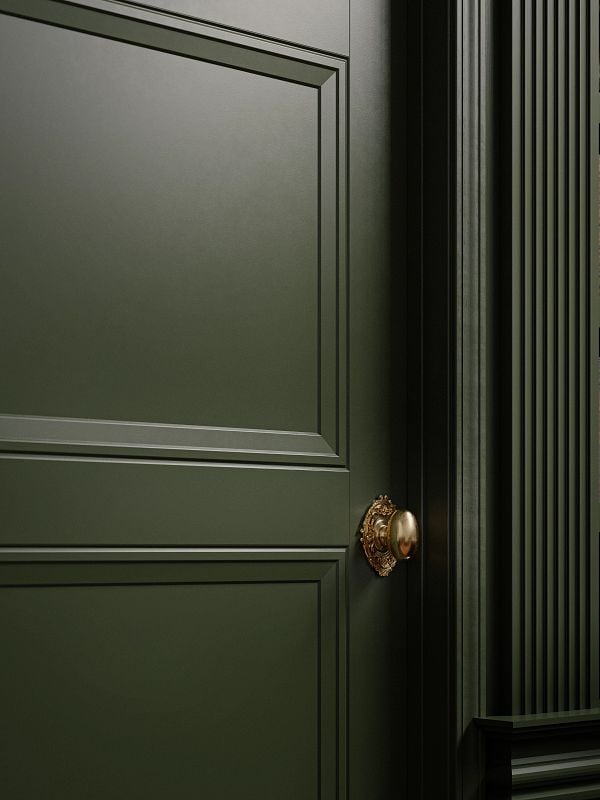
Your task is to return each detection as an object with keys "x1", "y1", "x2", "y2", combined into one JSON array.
[{"x1": 477, "y1": 712, "x2": 600, "y2": 799}]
